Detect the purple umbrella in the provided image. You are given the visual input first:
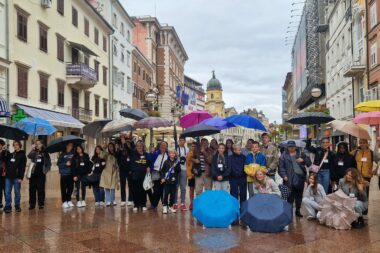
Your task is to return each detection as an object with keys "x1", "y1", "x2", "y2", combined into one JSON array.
[
  {"x1": 134, "y1": 117, "x2": 172, "y2": 129},
  {"x1": 180, "y1": 111, "x2": 213, "y2": 128},
  {"x1": 200, "y1": 117, "x2": 236, "y2": 130}
]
